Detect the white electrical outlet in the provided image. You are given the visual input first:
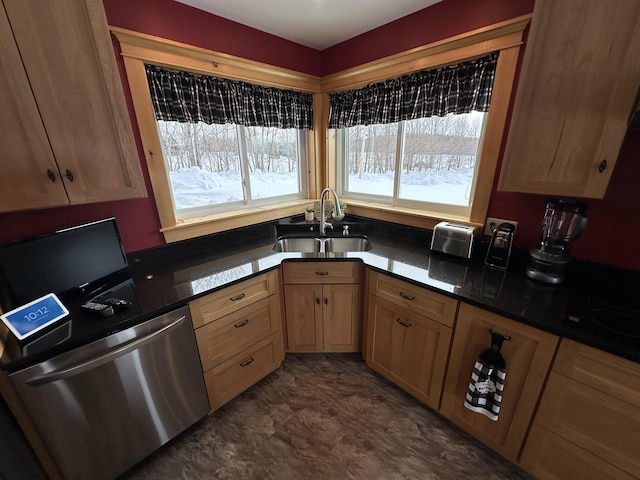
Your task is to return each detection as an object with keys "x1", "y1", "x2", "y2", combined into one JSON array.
[{"x1": 484, "y1": 217, "x2": 518, "y2": 236}]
